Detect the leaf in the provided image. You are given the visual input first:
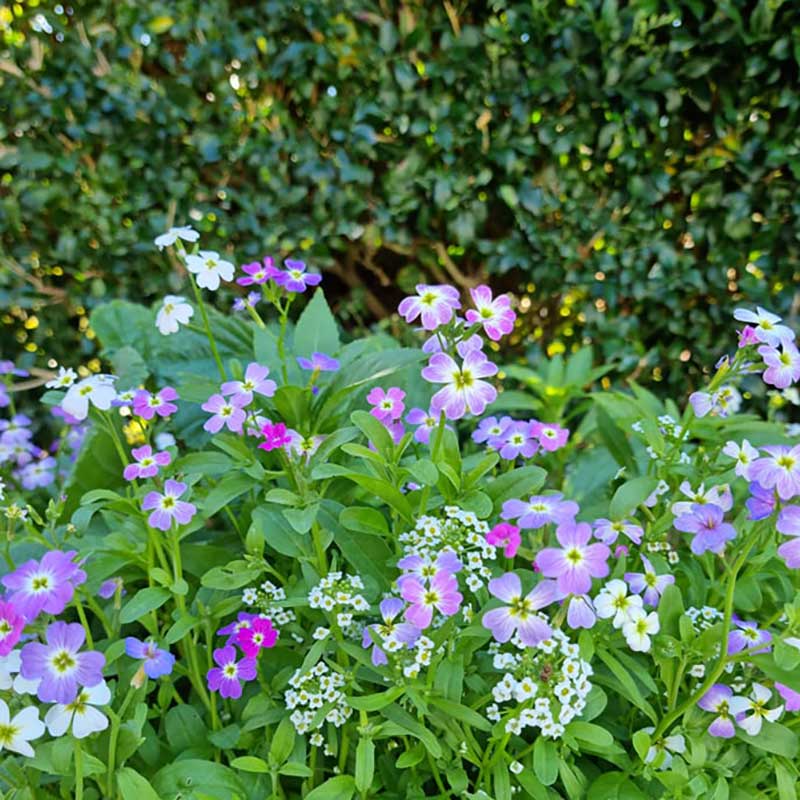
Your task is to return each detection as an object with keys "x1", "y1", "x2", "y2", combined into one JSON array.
[
  {"x1": 201, "y1": 560, "x2": 264, "y2": 590},
  {"x1": 609, "y1": 477, "x2": 659, "y2": 520},
  {"x1": 569, "y1": 721, "x2": 615, "y2": 749},
  {"x1": 294, "y1": 289, "x2": 340, "y2": 358},
  {"x1": 533, "y1": 736, "x2": 558, "y2": 785},
  {"x1": 119, "y1": 587, "x2": 170, "y2": 624},
  {"x1": 588, "y1": 772, "x2": 647, "y2": 800},
  {"x1": 204, "y1": 473, "x2": 254, "y2": 516},
  {"x1": 347, "y1": 686, "x2": 405, "y2": 711},
  {"x1": 305, "y1": 775, "x2": 356, "y2": 800},
  {"x1": 737, "y1": 722, "x2": 798, "y2": 758},
  {"x1": 486, "y1": 465, "x2": 547, "y2": 506},
  {"x1": 269, "y1": 717, "x2": 295, "y2": 765},
  {"x1": 595, "y1": 648, "x2": 657, "y2": 722},
  {"x1": 342, "y1": 471, "x2": 414, "y2": 522},
  {"x1": 380, "y1": 704, "x2": 442, "y2": 758},
  {"x1": 429, "y1": 697, "x2": 491, "y2": 731},
  {"x1": 350, "y1": 410, "x2": 393, "y2": 455},
  {"x1": 594, "y1": 404, "x2": 636, "y2": 472},
  {"x1": 116, "y1": 767, "x2": 161, "y2": 800},
  {"x1": 355, "y1": 738, "x2": 375, "y2": 794},
  {"x1": 152, "y1": 759, "x2": 245, "y2": 799},
  {"x1": 230, "y1": 756, "x2": 270, "y2": 773},
  {"x1": 338, "y1": 507, "x2": 388, "y2": 536}
]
